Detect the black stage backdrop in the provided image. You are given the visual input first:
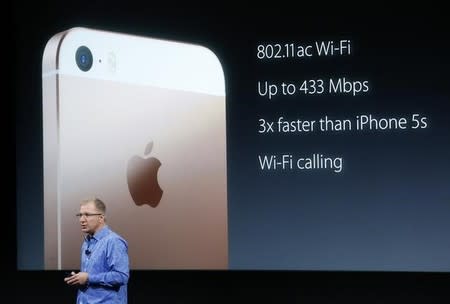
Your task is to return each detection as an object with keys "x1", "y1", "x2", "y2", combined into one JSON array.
[{"x1": 12, "y1": 3, "x2": 450, "y2": 303}]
